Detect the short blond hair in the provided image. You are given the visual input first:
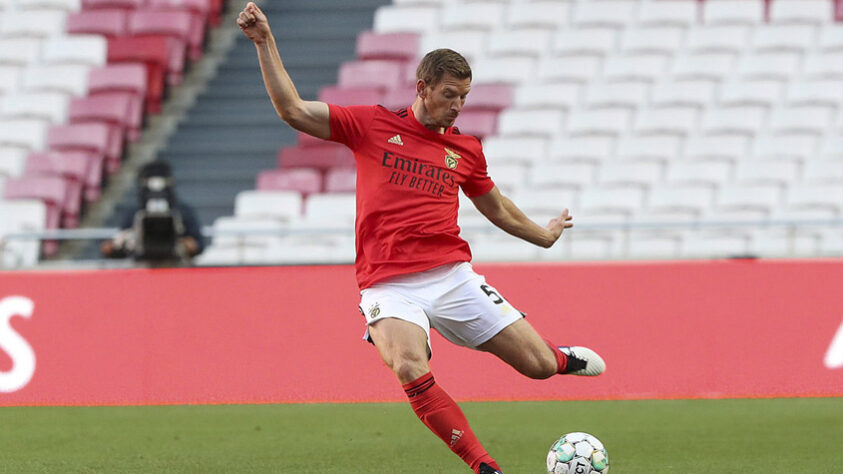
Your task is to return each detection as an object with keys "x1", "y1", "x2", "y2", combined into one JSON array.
[{"x1": 416, "y1": 49, "x2": 472, "y2": 87}]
